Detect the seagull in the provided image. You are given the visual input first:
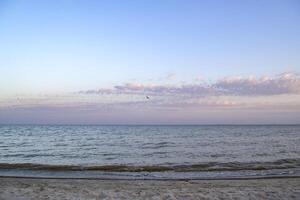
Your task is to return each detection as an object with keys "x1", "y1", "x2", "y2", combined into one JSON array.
[{"x1": 146, "y1": 96, "x2": 150, "y2": 100}]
